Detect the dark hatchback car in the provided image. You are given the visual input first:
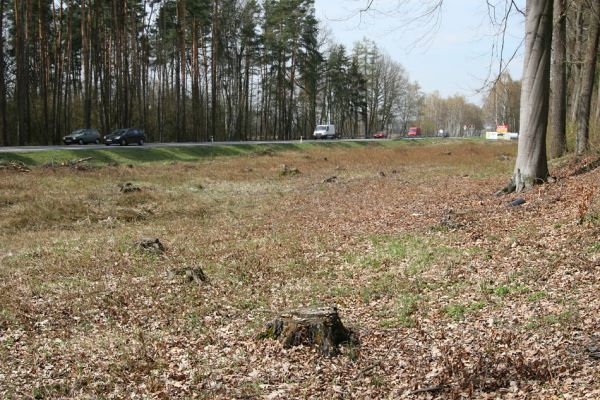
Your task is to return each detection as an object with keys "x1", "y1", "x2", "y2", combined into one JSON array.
[
  {"x1": 104, "y1": 128, "x2": 145, "y2": 146},
  {"x1": 63, "y1": 128, "x2": 101, "y2": 145}
]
